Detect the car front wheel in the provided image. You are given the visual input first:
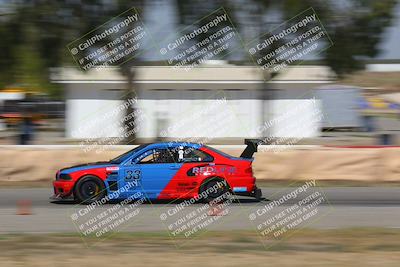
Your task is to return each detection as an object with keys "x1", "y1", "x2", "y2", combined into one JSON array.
[{"x1": 74, "y1": 175, "x2": 106, "y2": 204}]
